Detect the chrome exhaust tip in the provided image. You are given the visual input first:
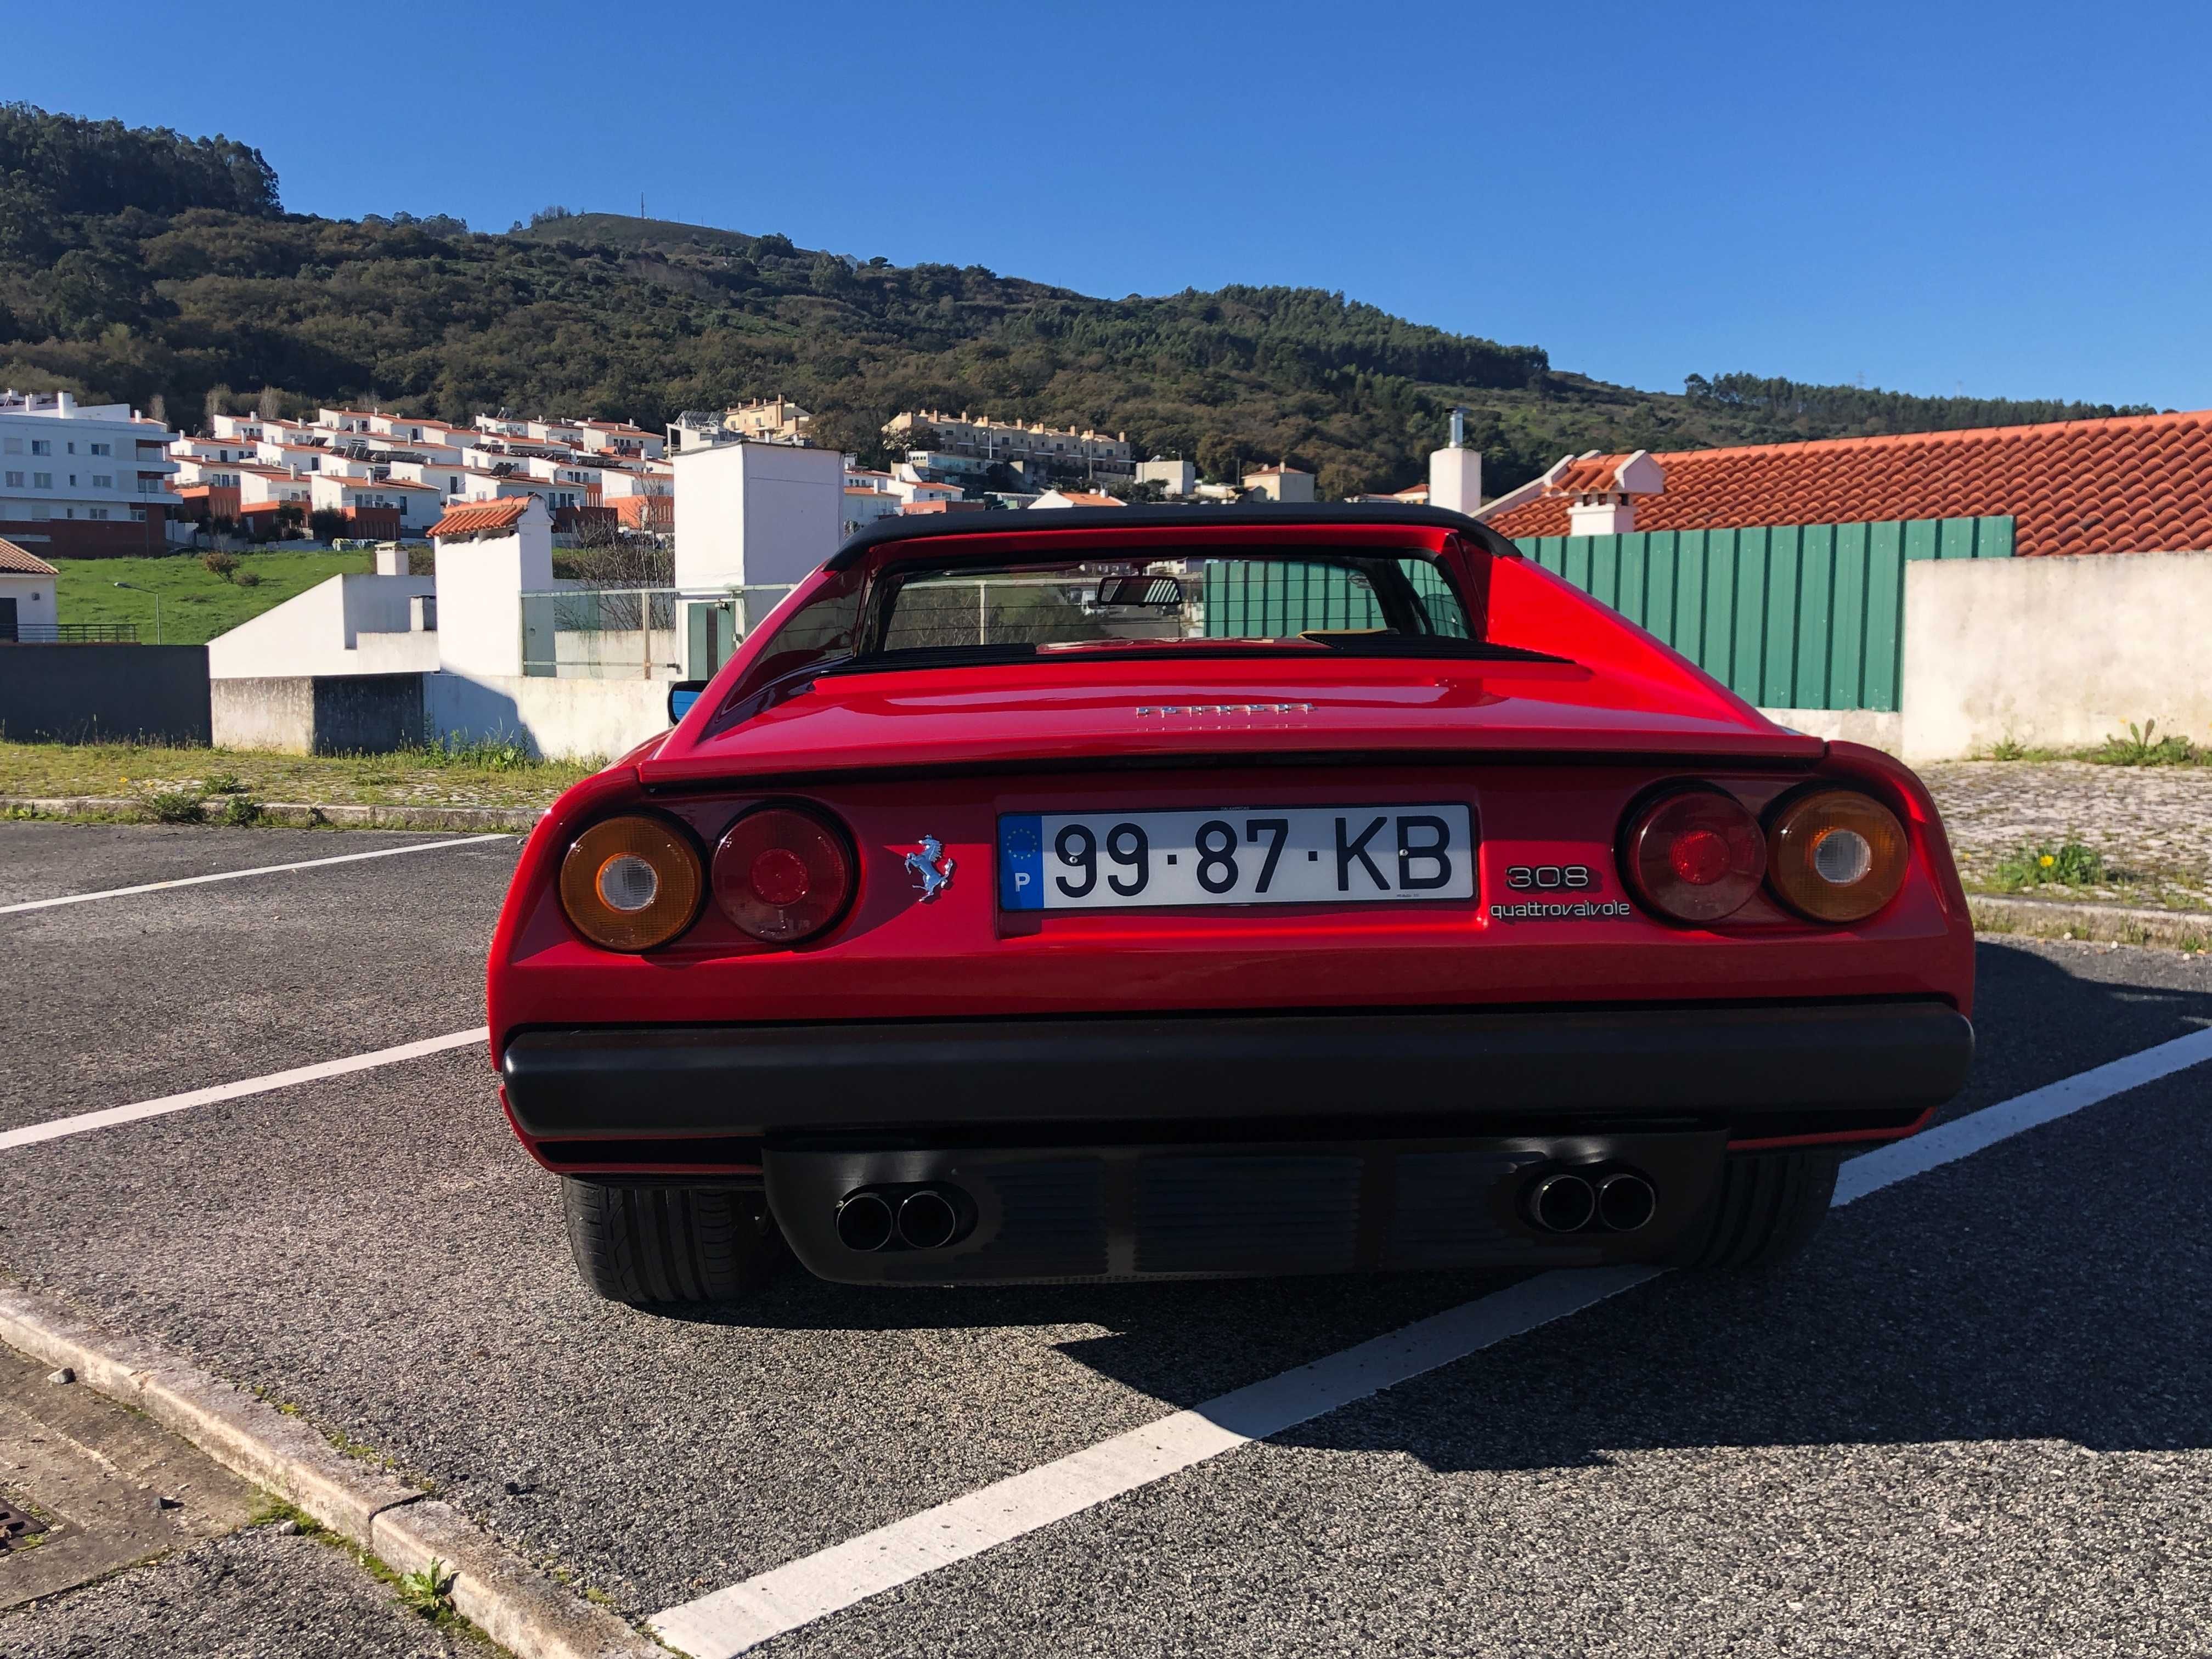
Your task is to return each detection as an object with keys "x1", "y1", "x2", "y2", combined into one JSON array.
[
  {"x1": 1596, "y1": 1171, "x2": 1657, "y2": 1233},
  {"x1": 895, "y1": 1188, "x2": 960, "y2": 1251},
  {"x1": 1528, "y1": 1172, "x2": 1597, "y2": 1234},
  {"x1": 834, "y1": 1190, "x2": 895, "y2": 1252}
]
